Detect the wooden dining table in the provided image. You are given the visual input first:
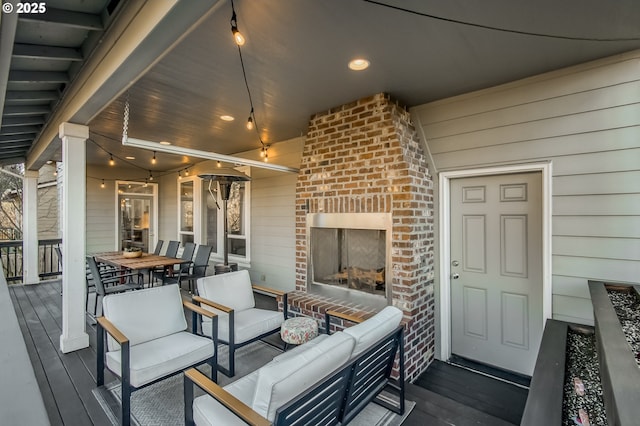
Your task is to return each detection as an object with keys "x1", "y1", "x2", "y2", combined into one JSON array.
[{"x1": 93, "y1": 251, "x2": 185, "y2": 272}]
